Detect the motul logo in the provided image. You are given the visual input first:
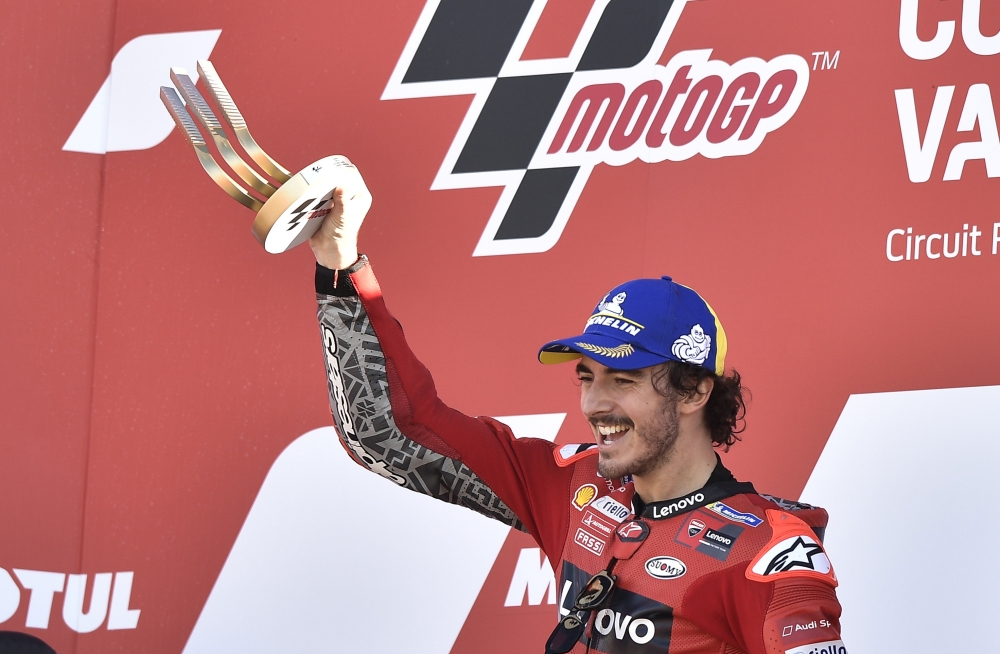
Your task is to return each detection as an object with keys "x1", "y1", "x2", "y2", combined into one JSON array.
[
  {"x1": 383, "y1": 0, "x2": 809, "y2": 256},
  {"x1": 0, "y1": 567, "x2": 140, "y2": 633}
]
